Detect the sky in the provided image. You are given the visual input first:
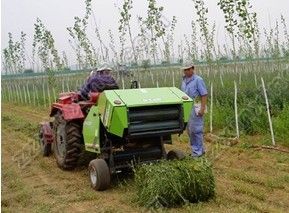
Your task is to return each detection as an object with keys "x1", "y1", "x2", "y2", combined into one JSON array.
[{"x1": 1, "y1": 0, "x2": 289, "y2": 67}]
